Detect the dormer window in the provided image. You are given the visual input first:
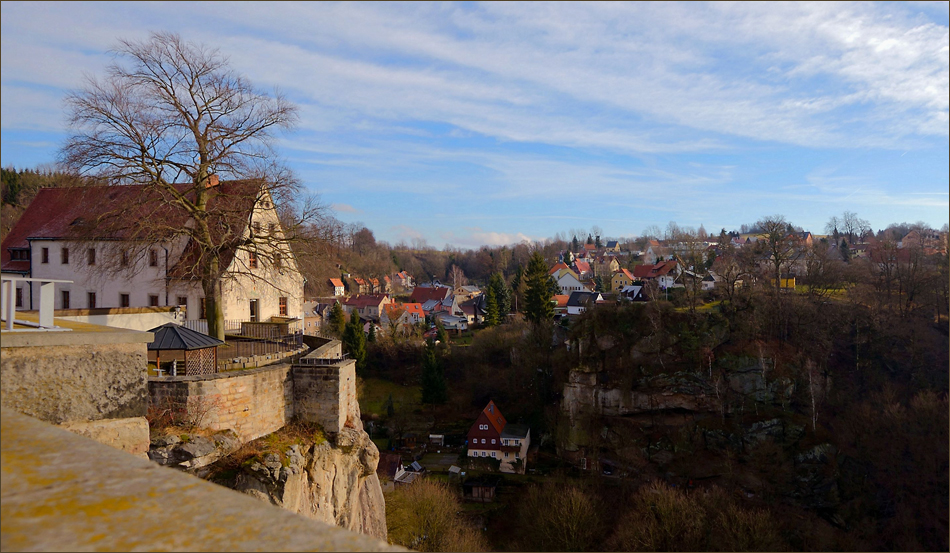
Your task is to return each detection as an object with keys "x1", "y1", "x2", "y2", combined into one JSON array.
[{"x1": 253, "y1": 222, "x2": 261, "y2": 234}]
